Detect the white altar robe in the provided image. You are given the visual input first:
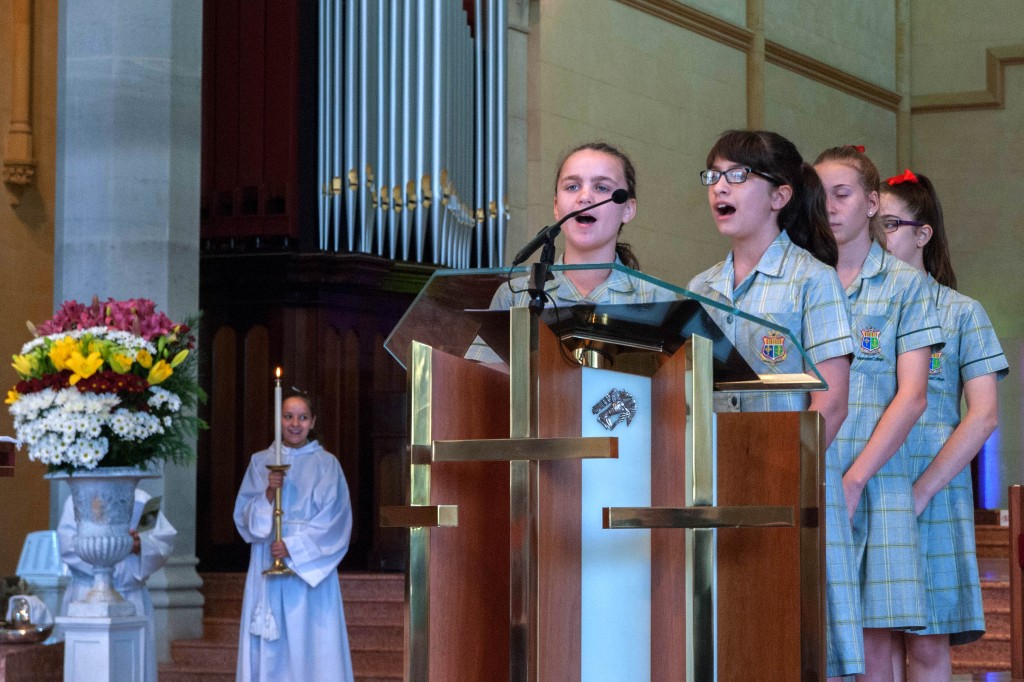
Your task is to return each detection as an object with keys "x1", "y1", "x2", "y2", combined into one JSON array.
[
  {"x1": 233, "y1": 440, "x2": 354, "y2": 682},
  {"x1": 57, "y1": 489, "x2": 177, "y2": 682}
]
